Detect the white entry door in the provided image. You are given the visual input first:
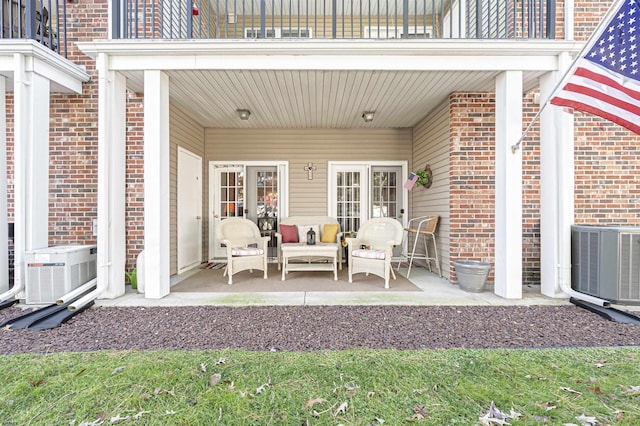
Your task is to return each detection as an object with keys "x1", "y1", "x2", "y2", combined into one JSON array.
[{"x1": 177, "y1": 148, "x2": 203, "y2": 273}]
